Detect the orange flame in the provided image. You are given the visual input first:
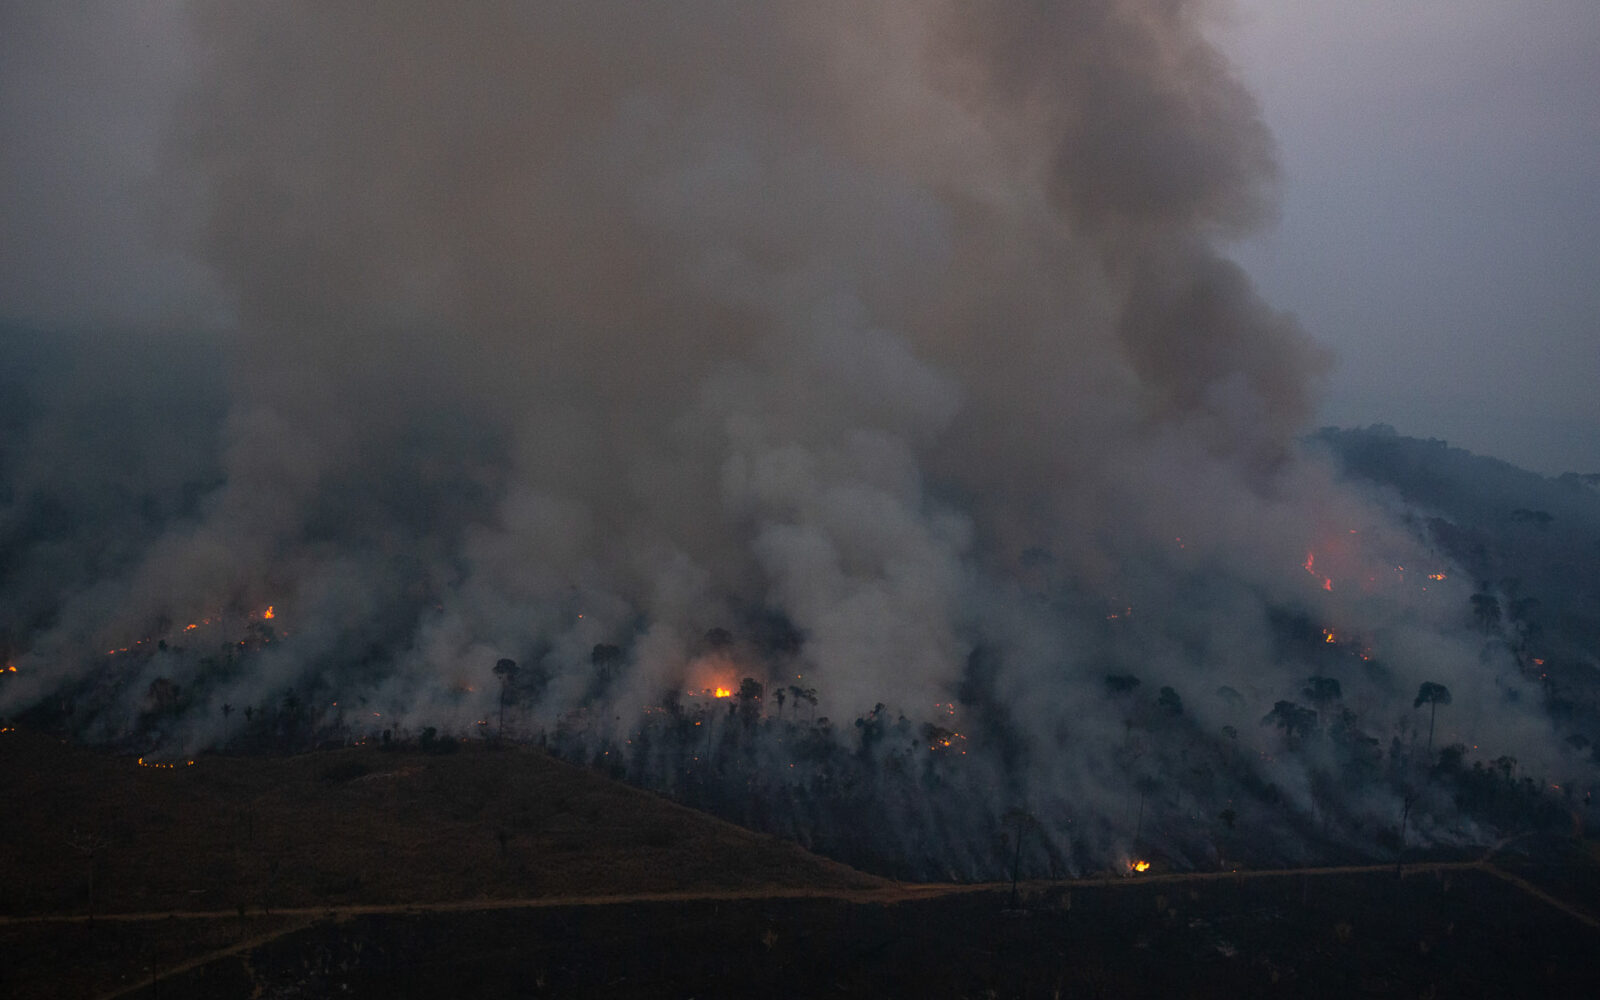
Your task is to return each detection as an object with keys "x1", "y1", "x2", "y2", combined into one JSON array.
[
  {"x1": 263, "y1": 605, "x2": 276, "y2": 619},
  {"x1": 1130, "y1": 860, "x2": 1151, "y2": 873},
  {"x1": 713, "y1": 686, "x2": 733, "y2": 698}
]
